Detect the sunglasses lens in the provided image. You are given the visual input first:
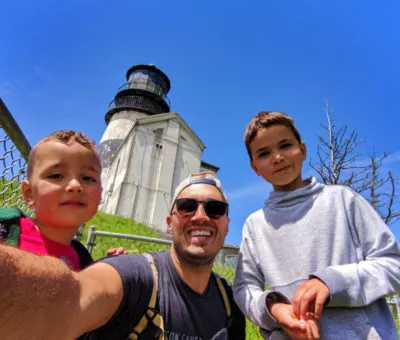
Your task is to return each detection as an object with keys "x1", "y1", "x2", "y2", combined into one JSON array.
[
  {"x1": 174, "y1": 198, "x2": 228, "y2": 218},
  {"x1": 176, "y1": 198, "x2": 198, "y2": 215},
  {"x1": 204, "y1": 200, "x2": 228, "y2": 218}
]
